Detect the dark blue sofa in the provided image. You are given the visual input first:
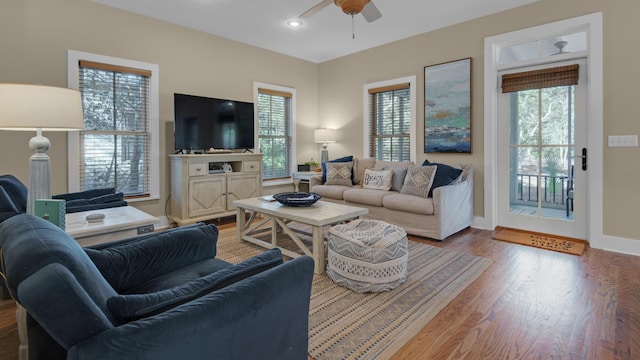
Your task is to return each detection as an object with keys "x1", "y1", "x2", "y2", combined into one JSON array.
[
  {"x1": 0, "y1": 214, "x2": 314, "y2": 360},
  {"x1": 0, "y1": 174, "x2": 128, "y2": 216}
]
